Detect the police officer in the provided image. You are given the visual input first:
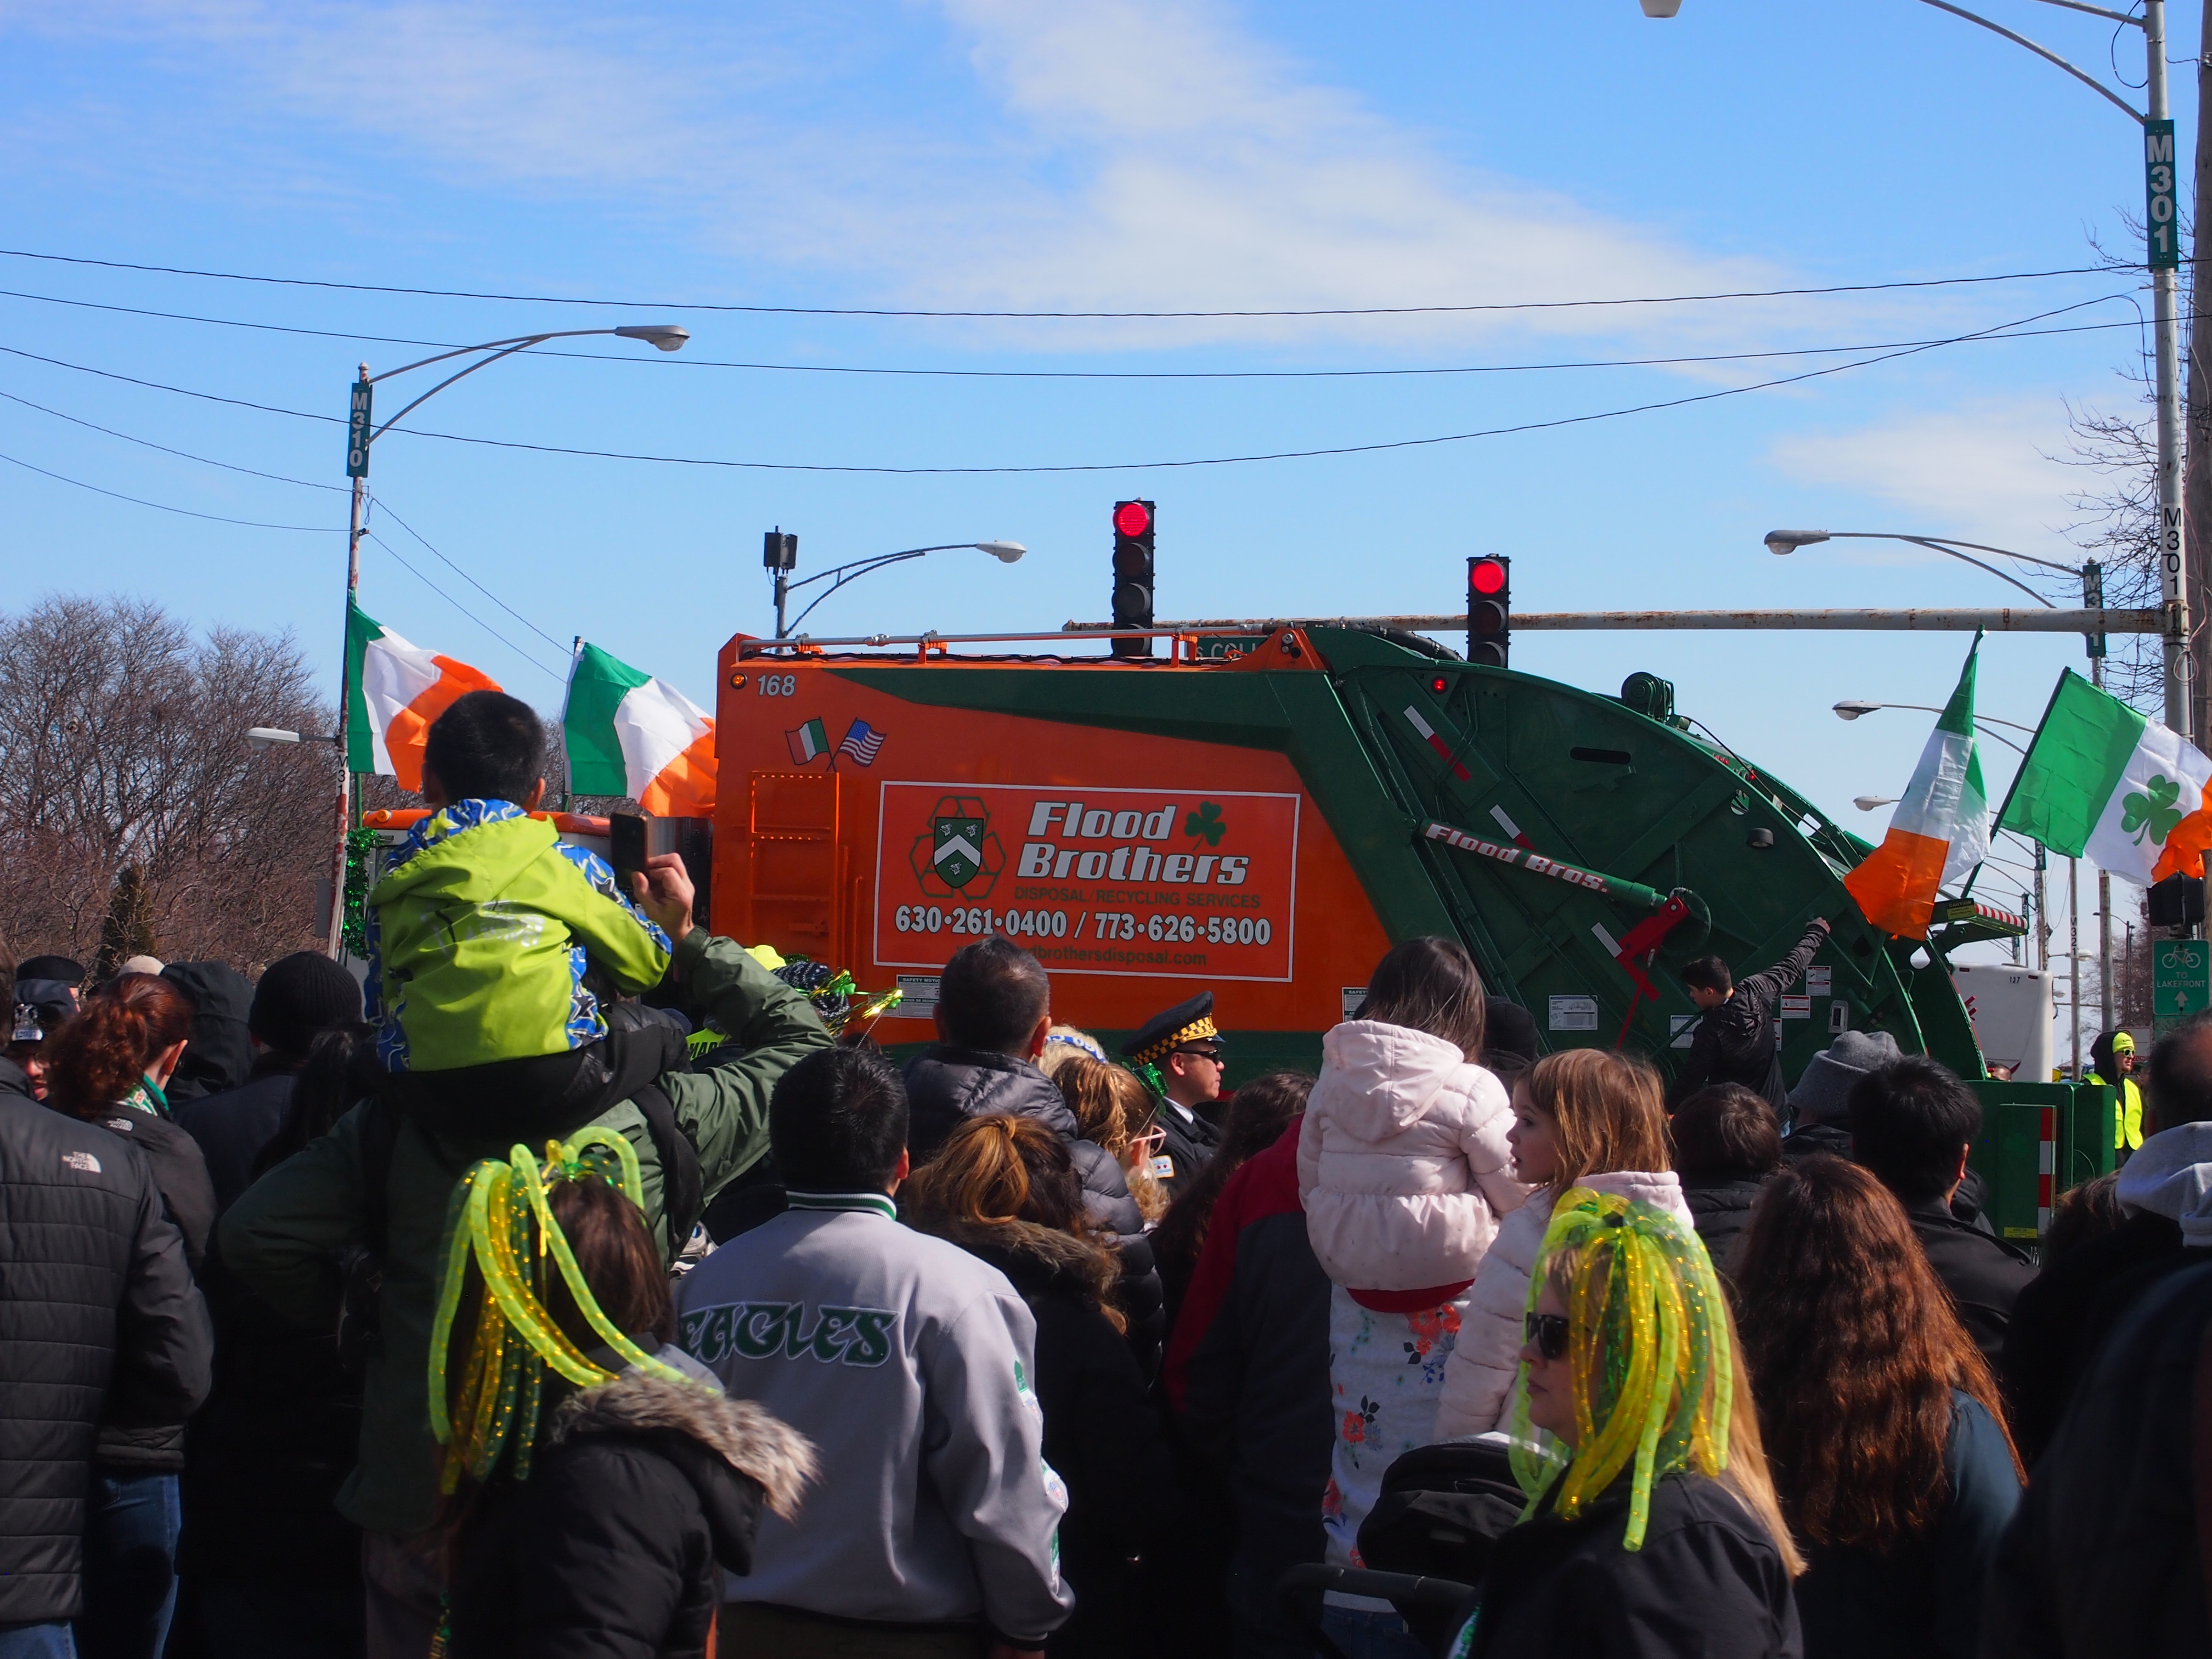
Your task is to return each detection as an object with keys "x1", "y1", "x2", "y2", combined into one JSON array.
[
  {"x1": 1124, "y1": 991, "x2": 1225, "y2": 1191},
  {"x1": 2088, "y1": 1030, "x2": 2145, "y2": 1163}
]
